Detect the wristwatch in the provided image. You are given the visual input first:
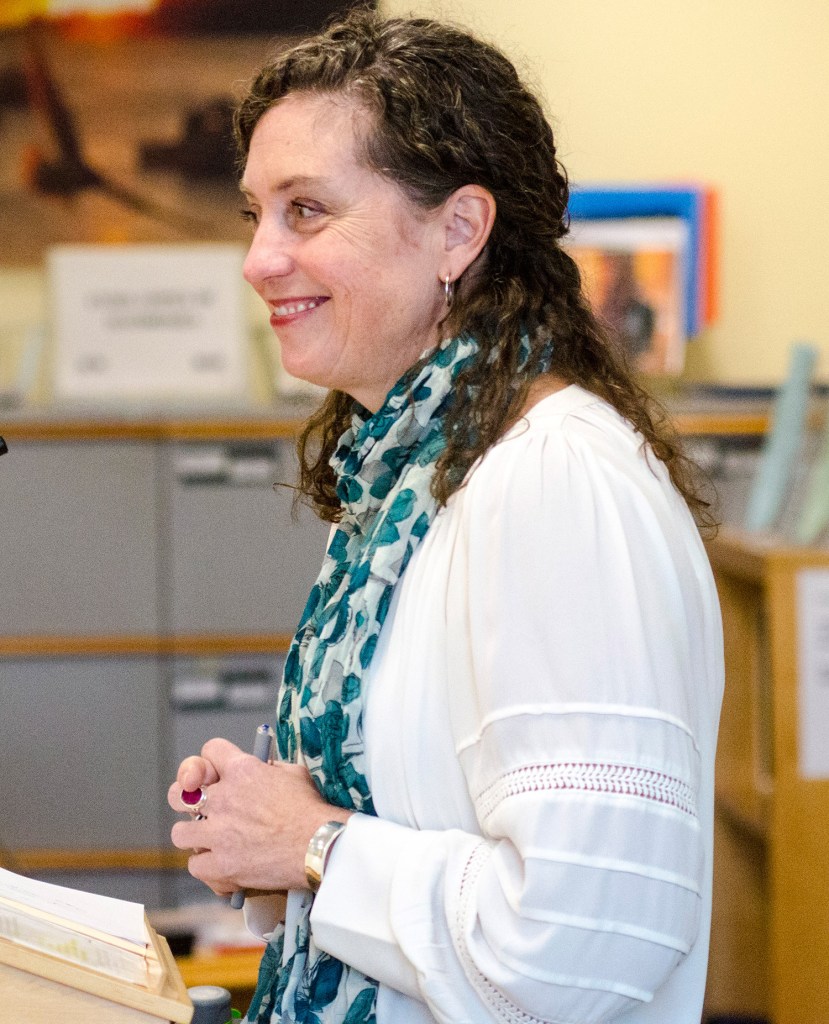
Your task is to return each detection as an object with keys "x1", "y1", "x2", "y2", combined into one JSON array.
[{"x1": 305, "y1": 820, "x2": 348, "y2": 893}]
